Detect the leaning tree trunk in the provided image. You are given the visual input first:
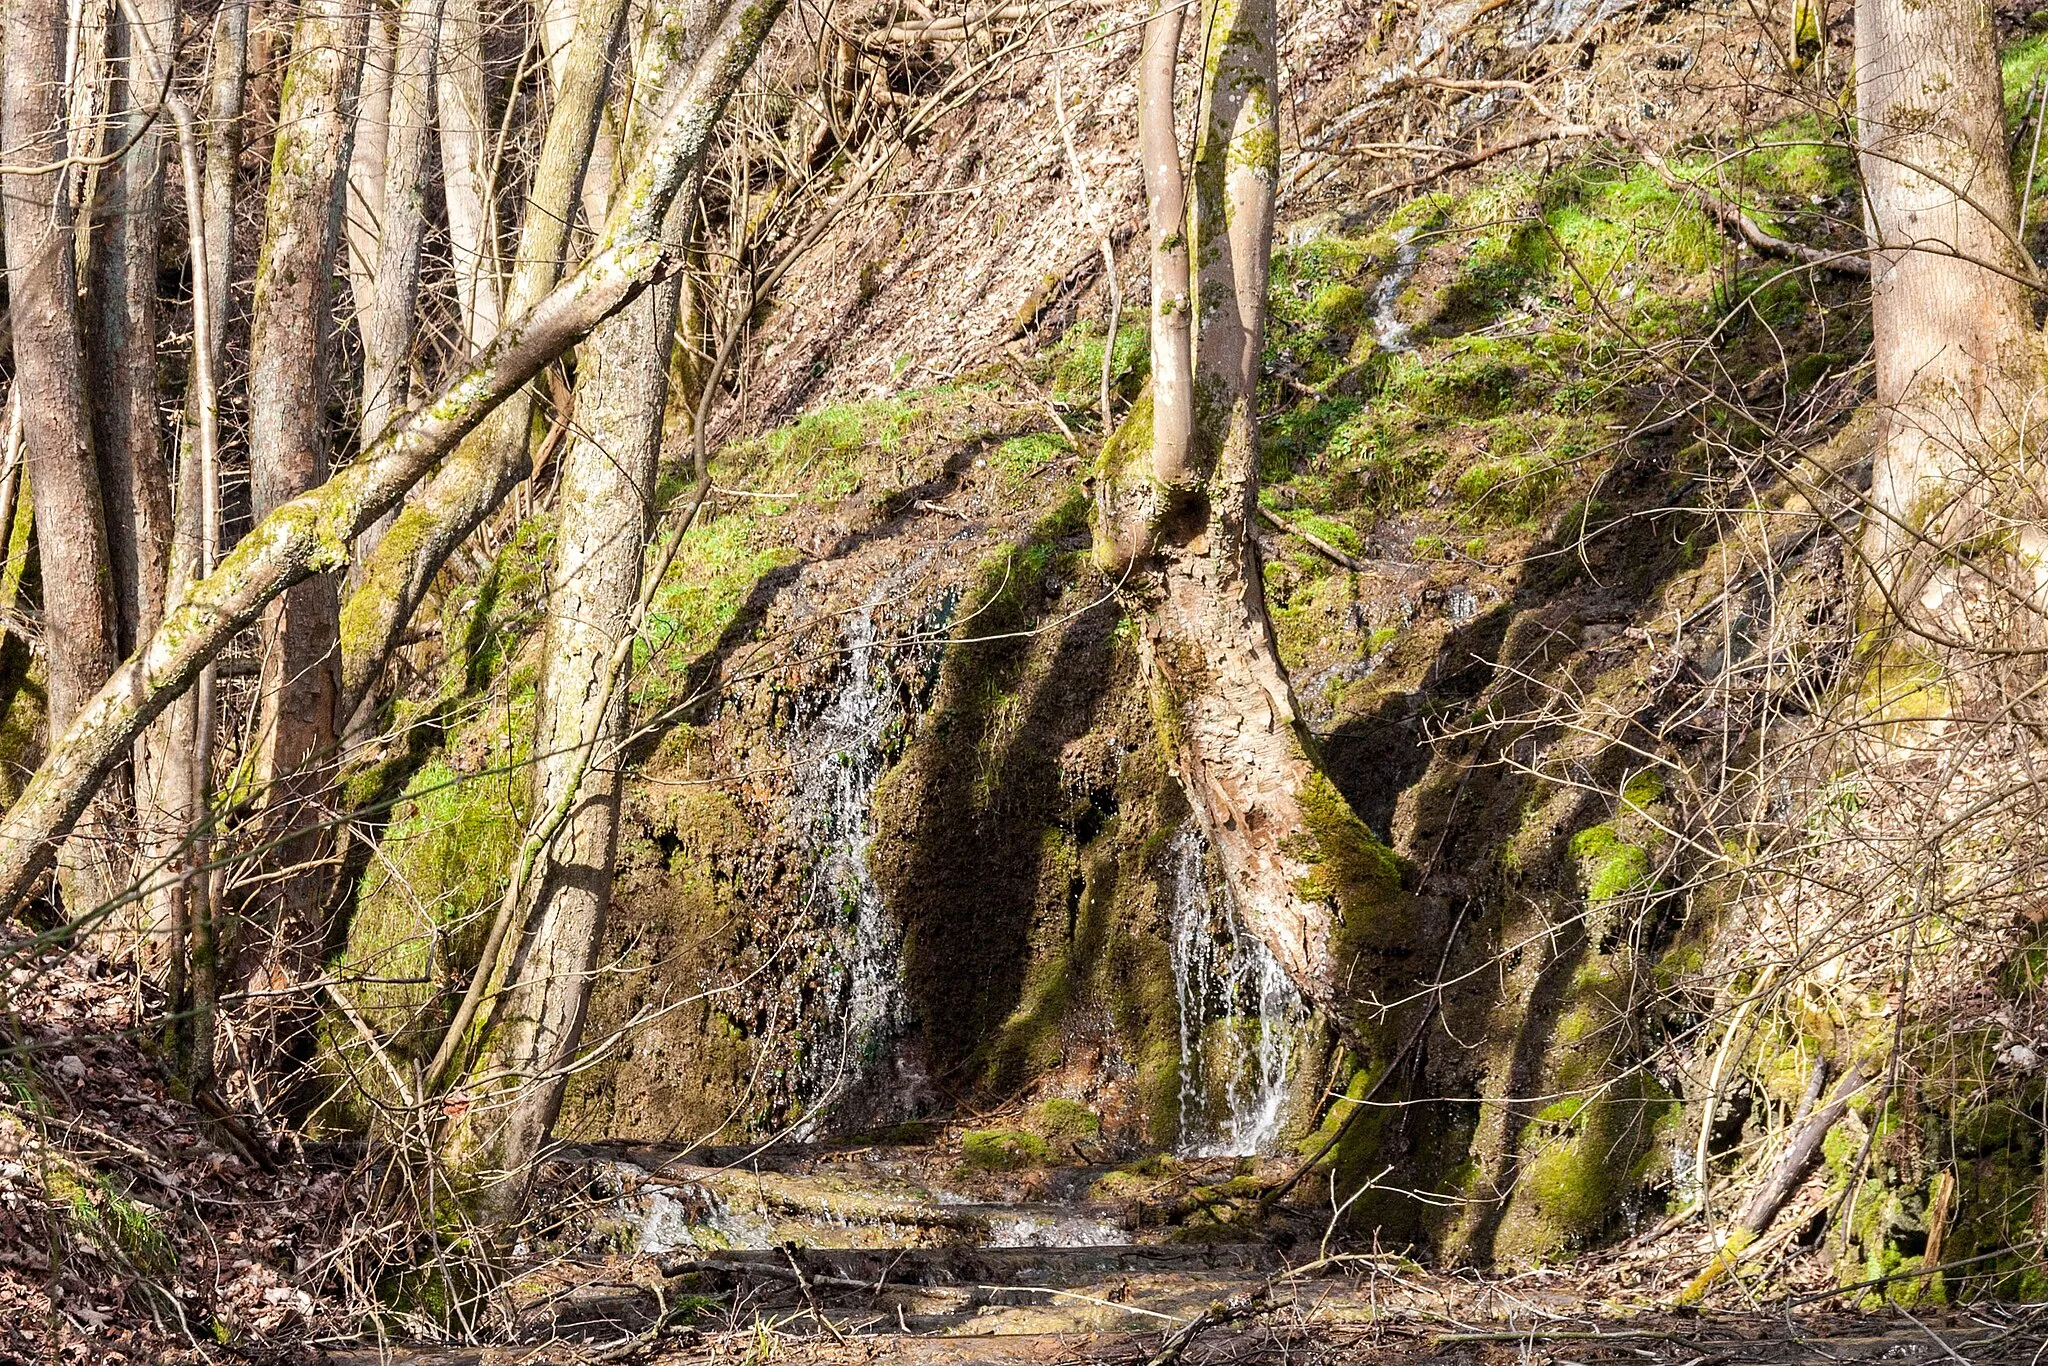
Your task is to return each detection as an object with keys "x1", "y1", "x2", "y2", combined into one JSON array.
[
  {"x1": 1097, "y1": 0, "x2": 1404, "y2": 1012},
  {"x1": 449, "y1": 248, "x2": 685, "y2": 1229},
  {"x1": 243, "y1": 0, "x2": 367, "y2": 964},
  {"x1": 441, "y1": 0, "x2": 701, "y2": 1226},
  {"x1": 1856, "y1": 0, "x2": 2047, "y2": 646},
  {"x1": 2, "y1": 0, "x2": 124, "y2": 918}
]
